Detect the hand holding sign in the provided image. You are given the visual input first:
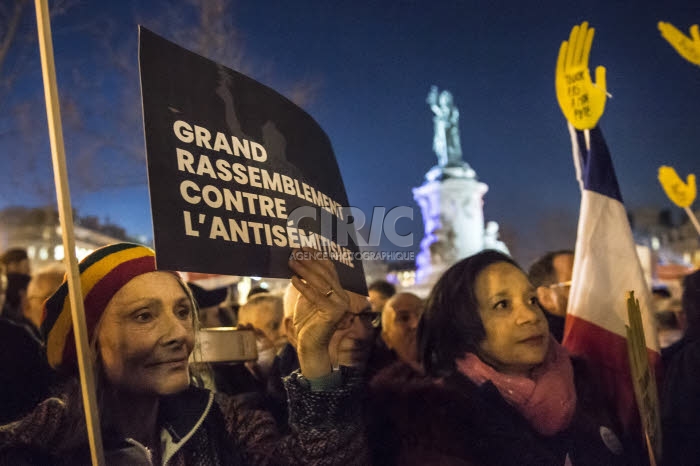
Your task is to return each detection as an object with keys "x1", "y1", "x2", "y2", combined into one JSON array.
[
  {"x1": 658, "y1": 22, "x2": 700, "y2": 66},
  {"x1": 289, "y1": 249, "x2": 353, "y2": 379},
  {"x1": 556, "y1": 22, "x2": 607, "y2": 130},
  {"x1": 658, "y1": 165, "x2": 700, "y2": 236}
]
